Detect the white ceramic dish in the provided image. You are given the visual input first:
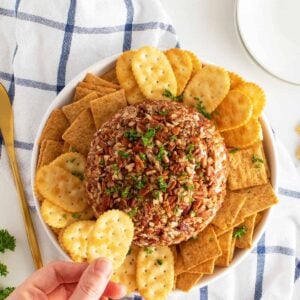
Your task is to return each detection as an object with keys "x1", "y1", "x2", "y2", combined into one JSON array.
[
  {"x1": 236, "y1": 0, "x2": 300, "y2": 85},
  {"x1": 31, "y1": 54, "x2": 278, "y2": 293}
]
